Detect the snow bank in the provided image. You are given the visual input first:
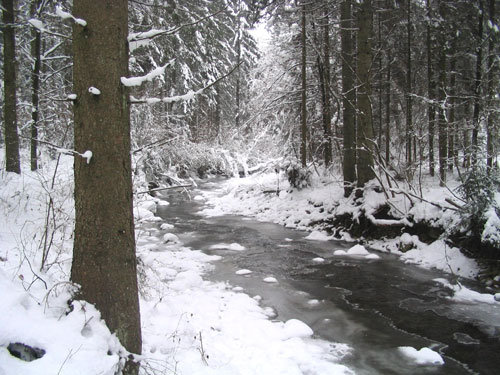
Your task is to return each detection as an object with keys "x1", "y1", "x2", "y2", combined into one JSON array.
[{"x1": 209, "y1": 242, "x2": 246, "y2": 251}]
